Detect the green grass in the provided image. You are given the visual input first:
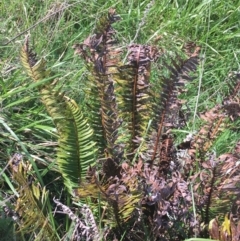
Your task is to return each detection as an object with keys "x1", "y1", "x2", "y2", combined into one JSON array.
[{"x1": 0, "y1": 0, "x2": 239, "y2": 240}]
